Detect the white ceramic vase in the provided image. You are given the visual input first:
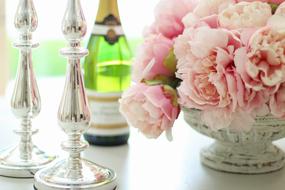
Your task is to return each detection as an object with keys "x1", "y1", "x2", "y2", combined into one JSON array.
[{"x1": 183, "y1": 108, "x2": 285, "y2": 174}]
